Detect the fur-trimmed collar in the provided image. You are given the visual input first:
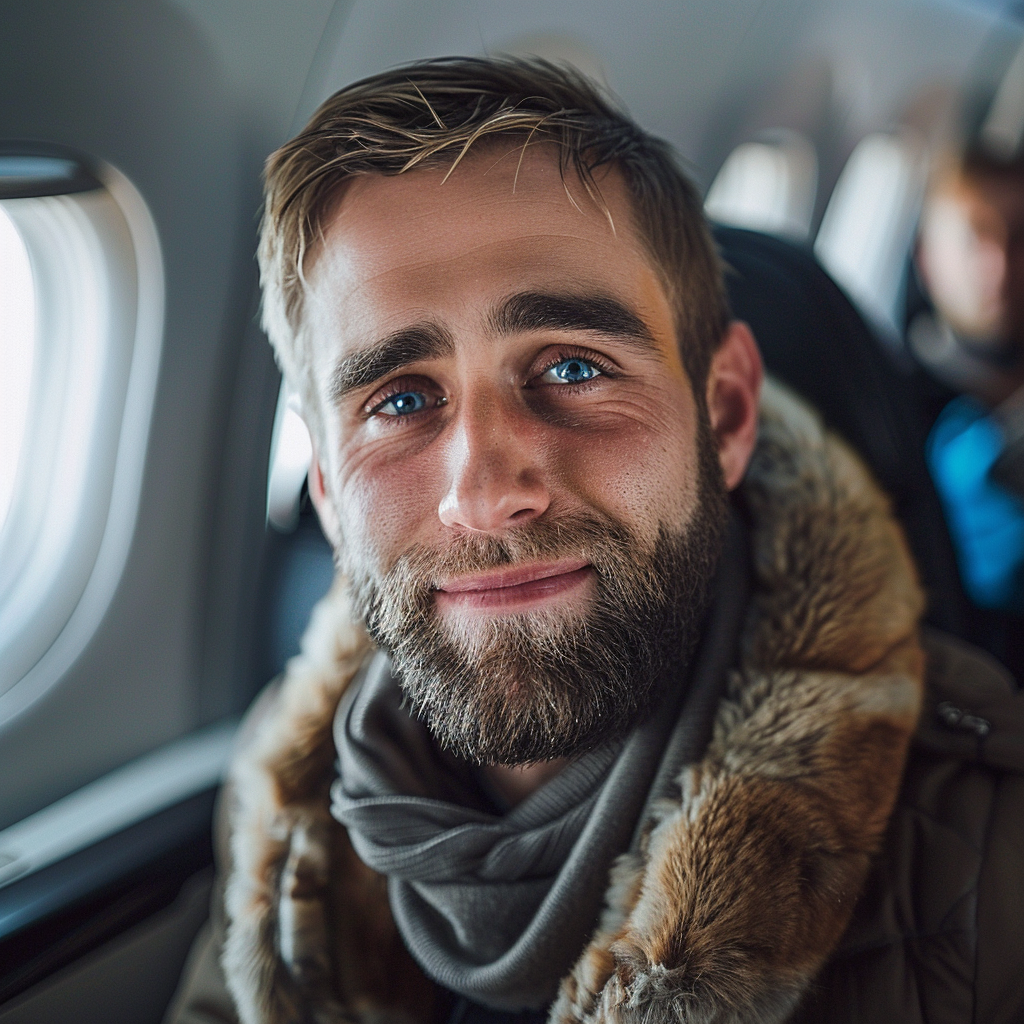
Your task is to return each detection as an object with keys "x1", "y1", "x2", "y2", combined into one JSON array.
[{"x1": 221, "y1": 380, "x2": 926, "y2": 1024}]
